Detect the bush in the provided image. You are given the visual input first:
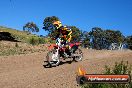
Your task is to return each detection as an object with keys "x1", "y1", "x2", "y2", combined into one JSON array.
[
  {"x1": 0, "y1": 48, "x2": 19, "y2": 56},
  {"x1": 28, "y1": 37, "x2": 39, "y2": 45},
  {"x1": 104, "y1": 61, "x2": 131, "y2": 75},
  {"x1": 15, "y1": 43, "x2": 19, "y2": 47},
  {"x1": 38, "y1": 38, "x2": 46, "y2": 44},
  {"x1": 81, "y1": 61, "x2": 132, "y2": 88},
  {"x1": 28, "y1": 36, "x2": 46, "y2": 45}
]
